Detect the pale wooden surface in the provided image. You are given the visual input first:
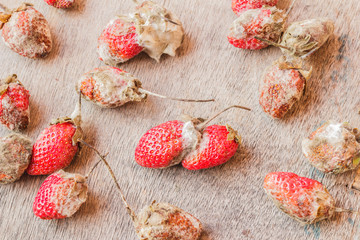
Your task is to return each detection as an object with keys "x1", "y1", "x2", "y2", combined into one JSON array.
[{"x1": 1, "y1": 0, "x2": 360, "y2": 239}]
